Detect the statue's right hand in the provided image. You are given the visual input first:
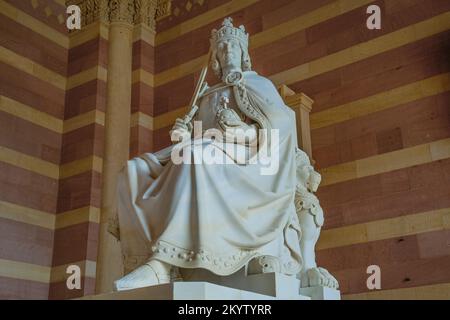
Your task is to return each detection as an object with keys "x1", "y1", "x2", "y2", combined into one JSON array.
[
  {"x1": 173, "y1": 118, "x2": 193, "y2": 133},
  {"x1": 170, "y1": 118, "x2": 192, "y2": 143}
]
